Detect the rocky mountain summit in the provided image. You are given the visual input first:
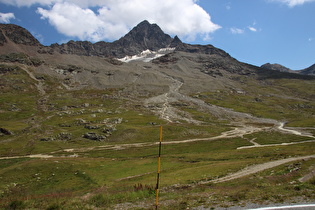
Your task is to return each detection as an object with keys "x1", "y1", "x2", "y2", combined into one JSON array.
[
  {"x1": 0, "y1": 20, "x2": 230, "y2": 60},
  {"x1": 0, "y1": 20, "x2": 314, "y2": 77},
  {"x1": 261, "y1": 62, "x2": 315, "y2": 76},
  {"x1": 299, "y1": 63, "x2": 315, "y2": 75},
  {"x1": 261, "y1": 63, "x2": 293, "y2": 73},
  {"x1": 45, "y1": 20, "x2": 178, "y2": 57},
  {"x1": 0, "y1": 24, "x2": 42, "y2": 46}
]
